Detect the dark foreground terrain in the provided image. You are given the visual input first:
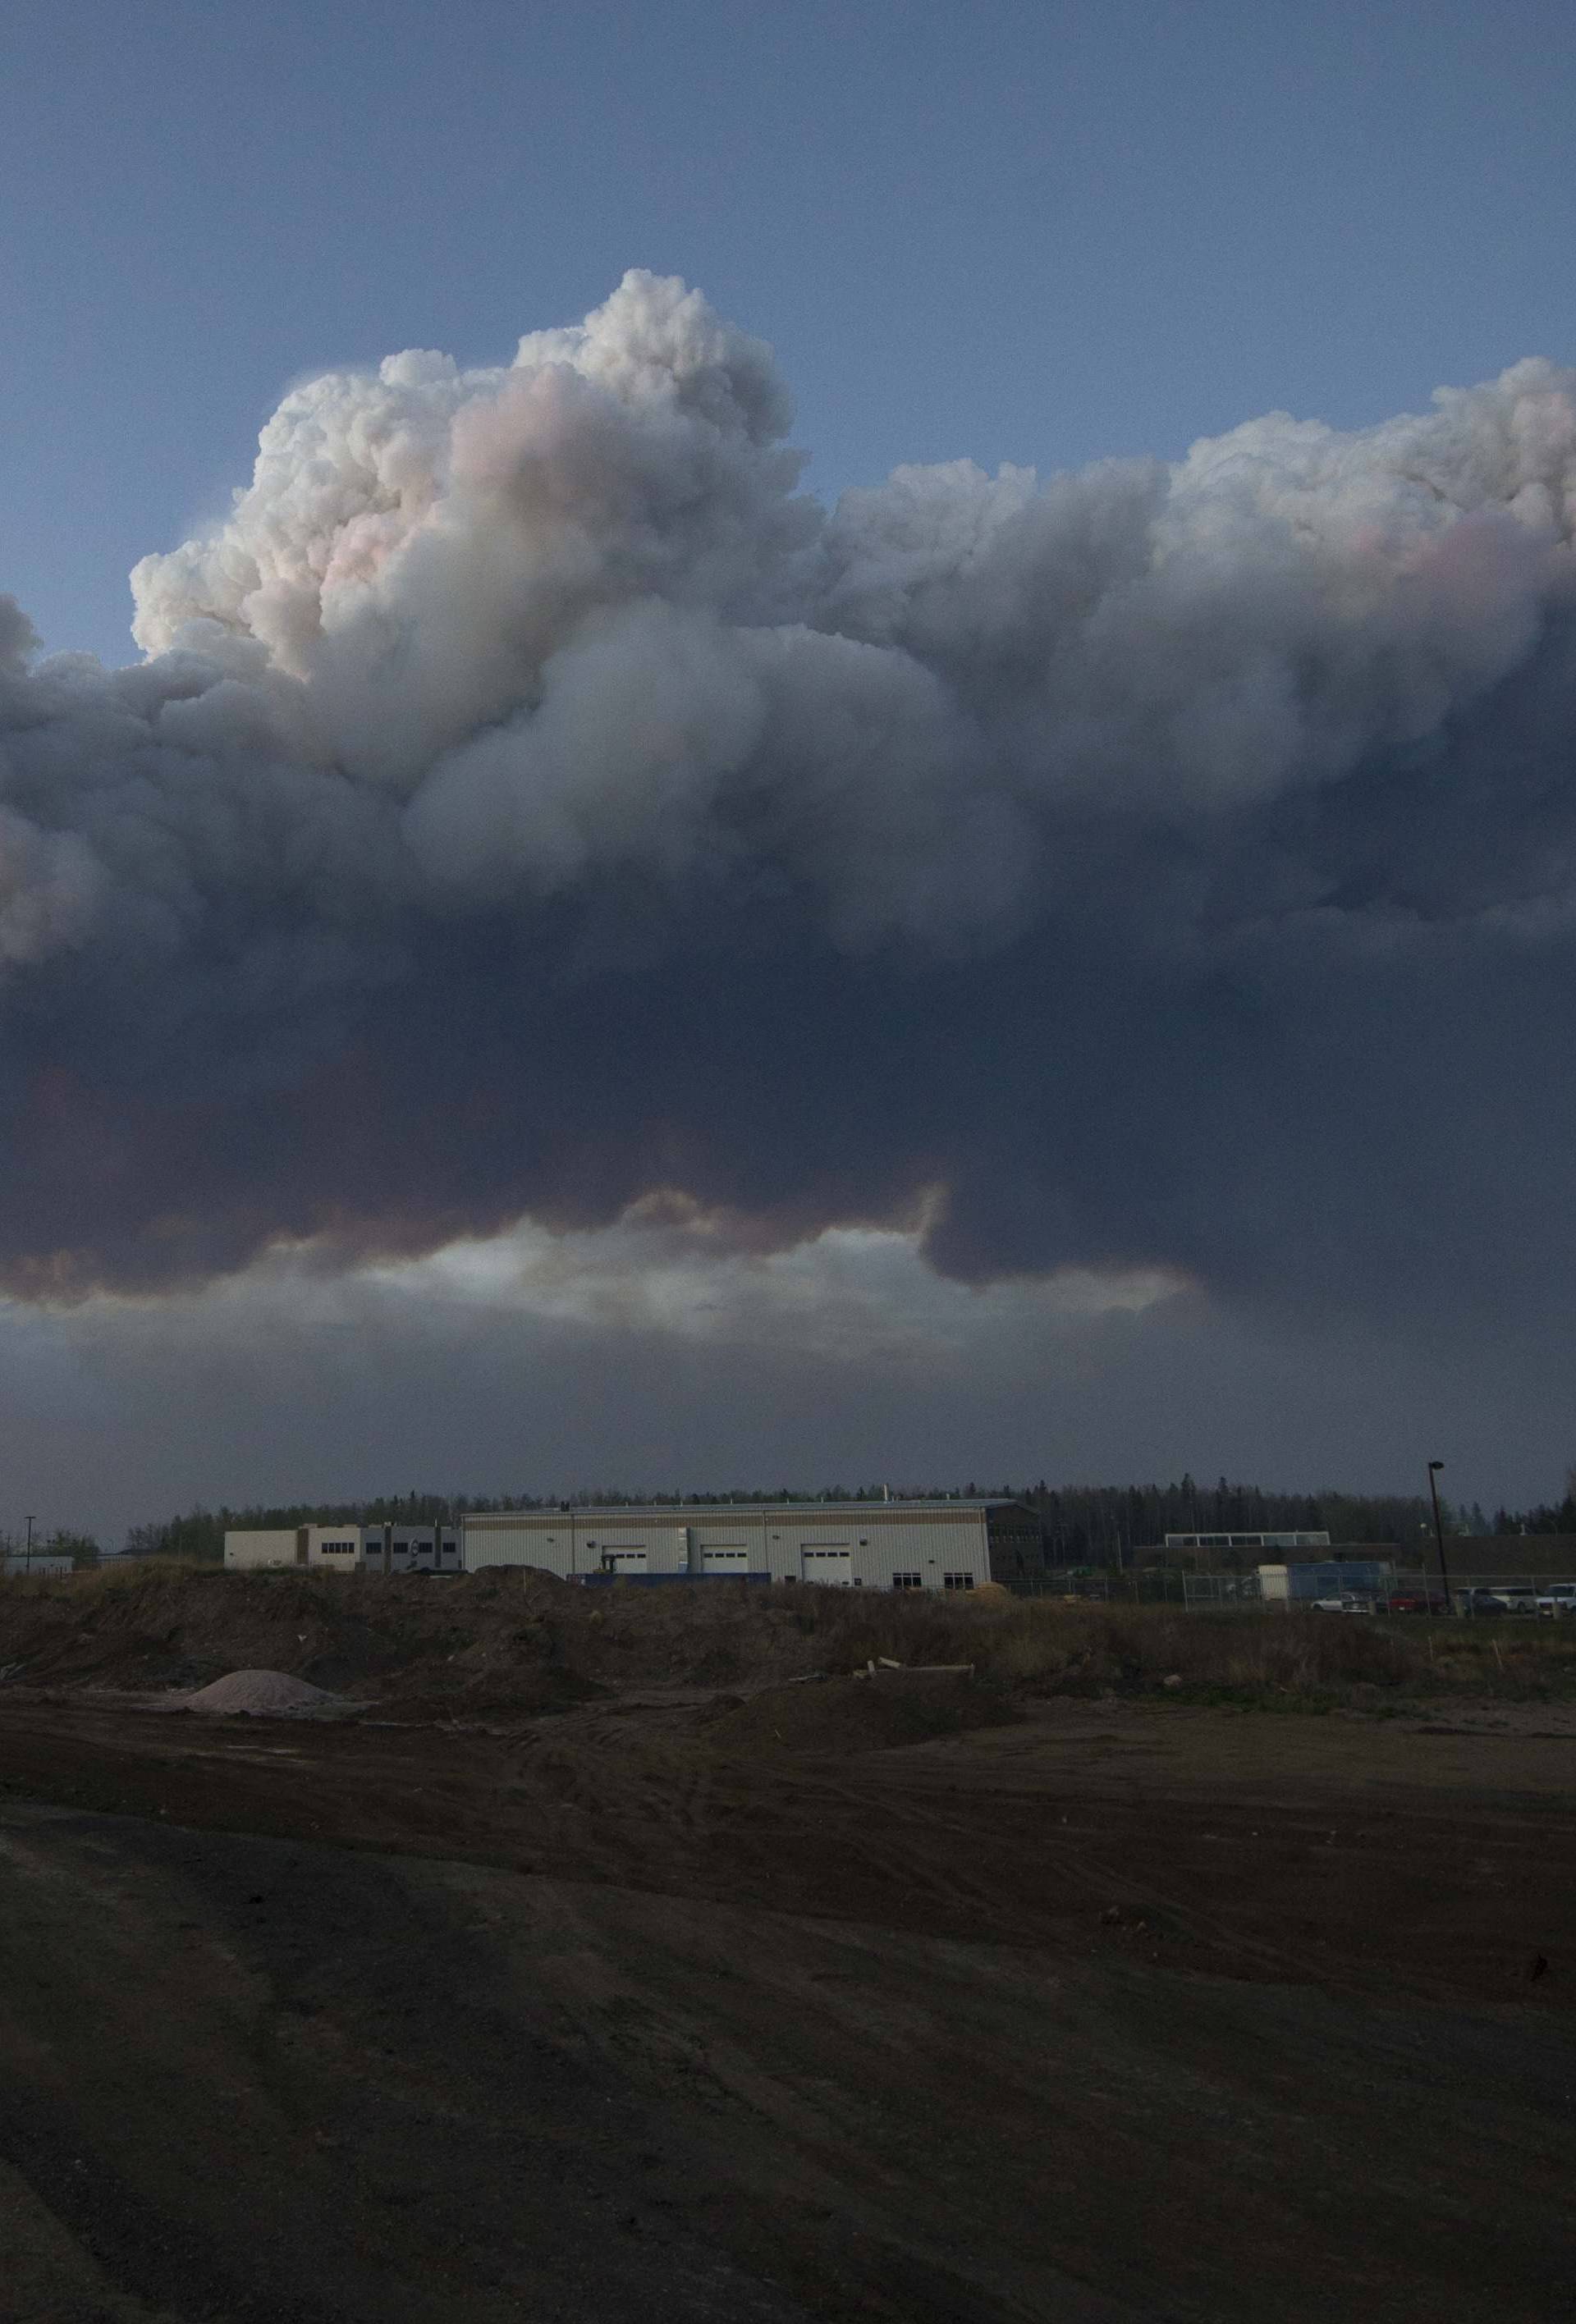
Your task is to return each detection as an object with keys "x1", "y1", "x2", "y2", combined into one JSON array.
[{"x1": 0, "y1": 1572, "x2": 1574, "y2": 2322}]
